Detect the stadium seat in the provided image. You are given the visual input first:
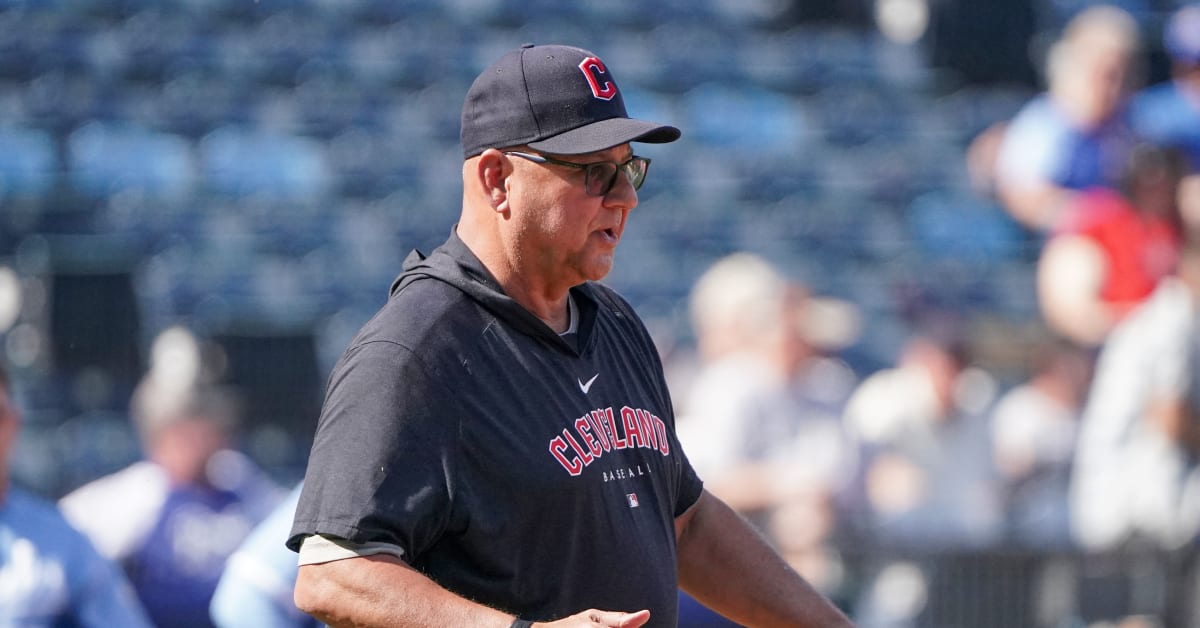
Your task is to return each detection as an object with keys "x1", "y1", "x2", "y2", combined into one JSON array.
[
  {"x1": 197, "y1": 124, "x2": 332, "y2": 200},
  {"x1": 681, "y1": 82, "x2": 811, "y2": 156},
  {"x1": 66, "y1": 121, "x2": 196, "y2": 200},
  {"x1": 932, "y1": 85, "x2": 1036, "y2": 145},
  {"x1": 49, "y1": 410, "x2": 142, "y2": 493},
  {"x1": 156, "y1": 72, "x2": 250, "y2": 138},
  {"x1": 907, "y1": 190, "x2": 1025, "y2": 266},
  {"x1": 813, "y1": 83, "x2": 913, "y2": 147},
  {"x1": 0, "y1": 126, "x2": 58, "y2": 200}
]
